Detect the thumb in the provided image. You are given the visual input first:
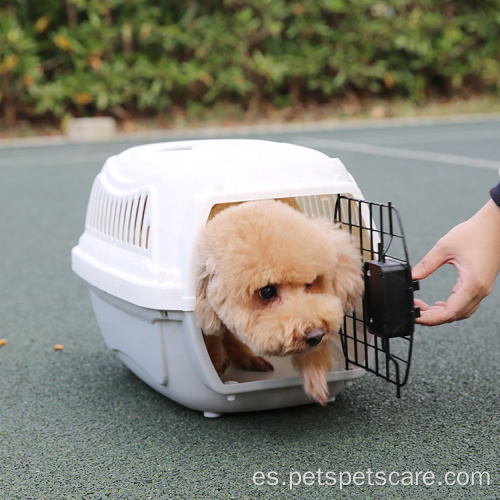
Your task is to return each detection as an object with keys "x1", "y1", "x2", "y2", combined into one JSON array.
[{"x1": 412, "y1": 244, "x2": 448, "y2": 281}]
